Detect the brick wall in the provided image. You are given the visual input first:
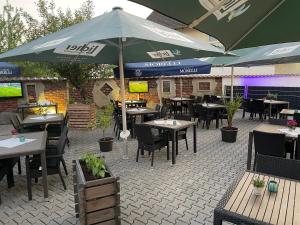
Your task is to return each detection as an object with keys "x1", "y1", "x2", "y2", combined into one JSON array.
[
  {"x1": 0, "y1": 99, "x2": 18, "y2": 112},
  {"x1": 0, "y1": 80, "x2": 68, "y2": 114},
  {"x1": 44, "y1": 81, "x2": 68, "y2": 113}
]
